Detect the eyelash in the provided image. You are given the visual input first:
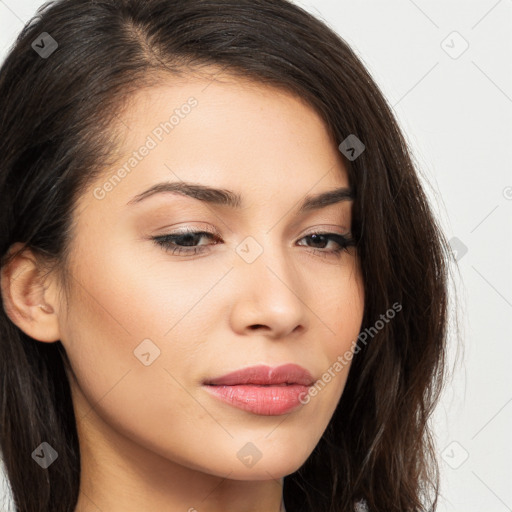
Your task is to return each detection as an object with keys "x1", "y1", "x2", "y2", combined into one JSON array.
[{"x1": 151, "y1": 228, "x2": 356, "y2": 259}]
